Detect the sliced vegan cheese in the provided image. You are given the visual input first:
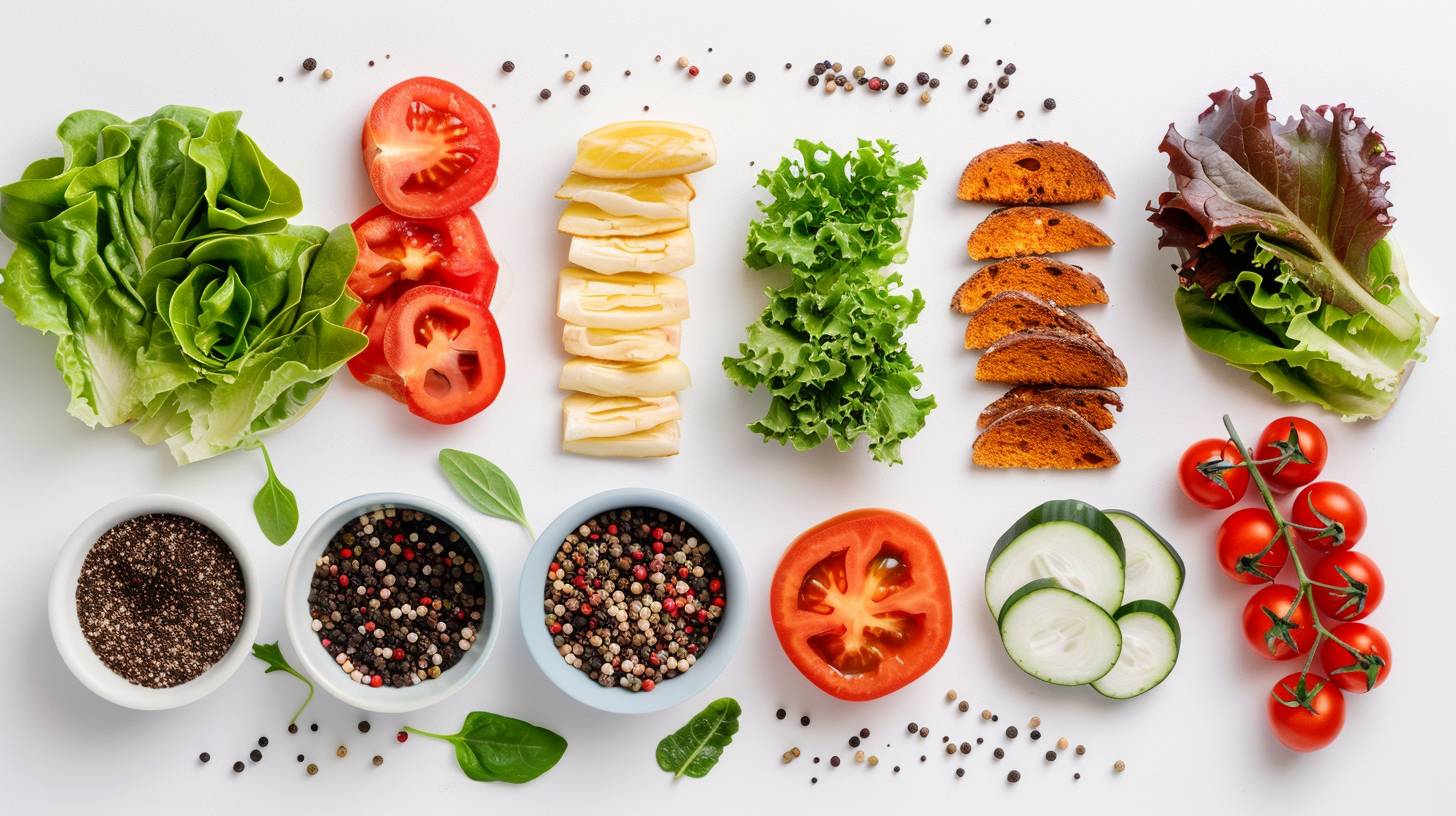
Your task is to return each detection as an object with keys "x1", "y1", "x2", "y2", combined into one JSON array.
[
  {"x1": 562, "y1": 420, "x2": 681, "y2": 458},
  {"x1": 568, "y1": 230, "x2": 694, "y2": 275},
  {"x1": 559, "y1": 356, "x2": 691, "y2": 397},
  {"x1": 557, "y1": 201, "x2": 688, "y2": 237},
  {"x1": 557, "y1": 267, "x2": 689, "y2": 330},
  {"x1": 562, "y1": 324, "x2": 682, "y2": 363},
  {"x1": 554, "y1": 173, "x2": 694, "y2": 220},
  {"x1": 572, "y1": 121, "x2": 716, "y2": 179},
  {"x1": 562, "y1": 394, "x2": 682, "y2": 441}
]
